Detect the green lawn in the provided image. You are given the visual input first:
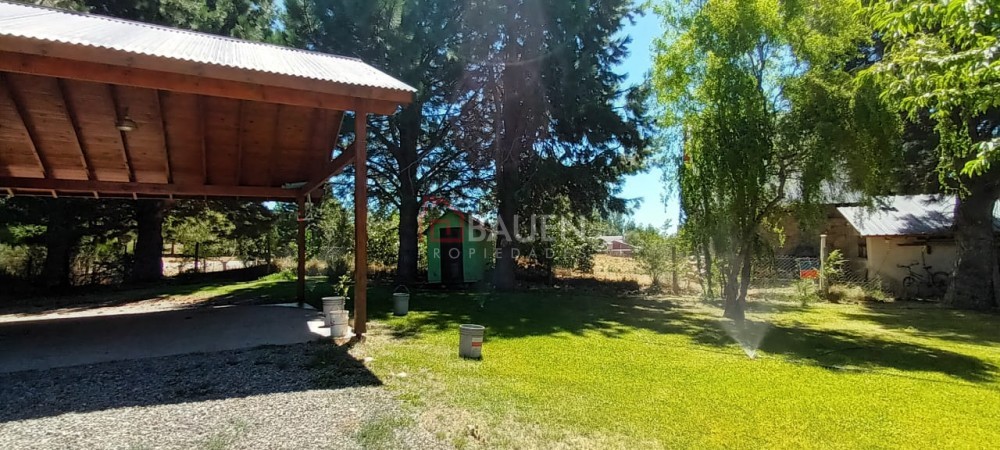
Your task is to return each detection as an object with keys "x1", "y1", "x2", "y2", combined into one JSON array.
[
  {"x1": 352, "y1": 288, "x2": 1000, "y2": 449},
  {"x1": 10, "y1": 275, "x2": 998, "y2": 448}
]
